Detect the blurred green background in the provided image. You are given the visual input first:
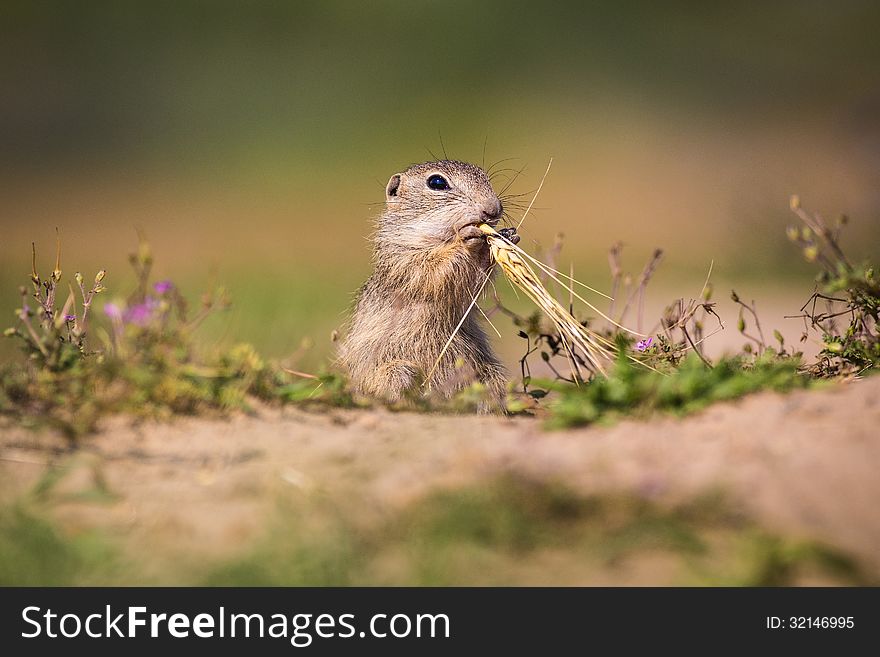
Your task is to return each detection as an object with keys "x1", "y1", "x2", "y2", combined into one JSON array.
[{"x1": 2, "y1": 1, "x2": 879, "y2": 368}]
